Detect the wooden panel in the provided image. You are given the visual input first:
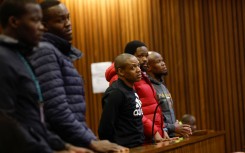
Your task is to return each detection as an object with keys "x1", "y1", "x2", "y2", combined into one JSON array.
[
  {"x1": 160, "y1": 0, "x2": 245, "y2": 152},
  {"x1": 58, "y1": 0, "x2": 244, "y2": 152}
]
